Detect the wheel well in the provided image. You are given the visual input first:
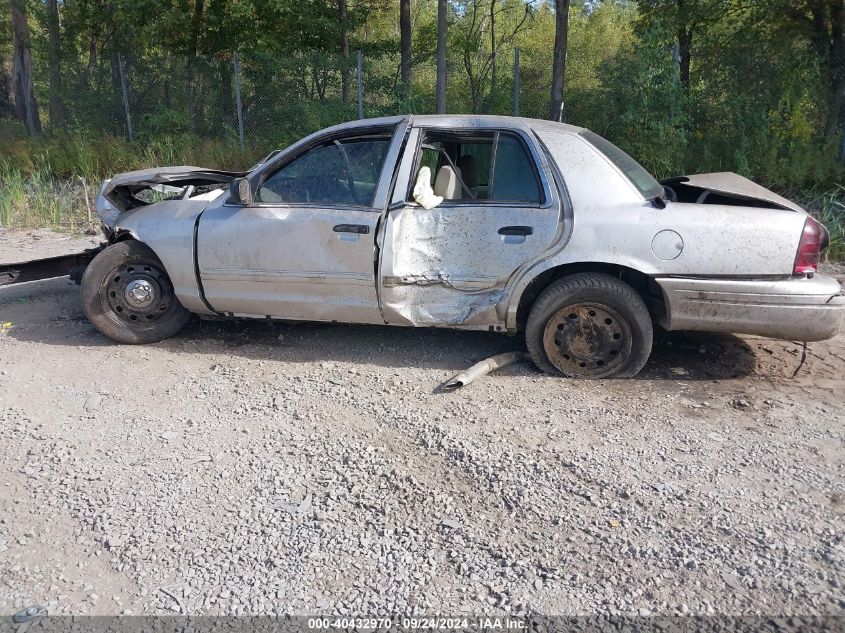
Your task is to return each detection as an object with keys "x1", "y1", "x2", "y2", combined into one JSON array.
[
  {"x1": 515, "y1": 262, "x2": 666, "y2": 331},
  {"x1": 107, "y1": 234, "x2": 167, "y2": 271},
  {"x1": 111, "y1": 230, "x2": 138, "y2": 243}
]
